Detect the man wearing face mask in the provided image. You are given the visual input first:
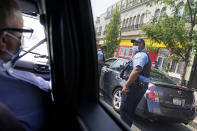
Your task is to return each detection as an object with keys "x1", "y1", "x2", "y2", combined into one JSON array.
[
  {"x1": 120, "y1": 38, "x2": 151, "y2": 127},
  {"x1": 0, "y1": 0, "x2": 51, "y2": 130}
]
